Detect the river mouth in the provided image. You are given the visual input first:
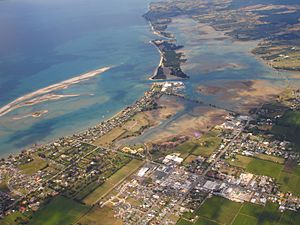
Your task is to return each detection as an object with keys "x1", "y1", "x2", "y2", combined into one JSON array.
[{"x1": 116, "y1": 16, "x2": 299, "y2": 146}]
